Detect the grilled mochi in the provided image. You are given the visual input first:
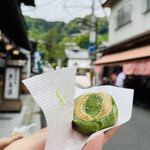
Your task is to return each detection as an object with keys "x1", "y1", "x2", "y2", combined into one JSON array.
[{"x1": 73, "y1": 92, "x2": 118, "y2": 135}]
